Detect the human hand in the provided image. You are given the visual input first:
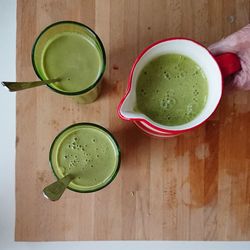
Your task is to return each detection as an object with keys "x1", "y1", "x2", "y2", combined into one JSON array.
[{"x1": 208, "y1": 24, "x2": 250, "y2": 90}]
